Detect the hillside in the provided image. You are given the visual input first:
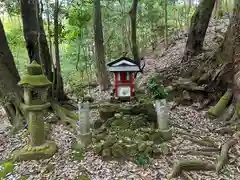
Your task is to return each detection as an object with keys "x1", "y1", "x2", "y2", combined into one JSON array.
[{"x1": 1, "y1": 16, "x2": 239, "y2": 180}]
